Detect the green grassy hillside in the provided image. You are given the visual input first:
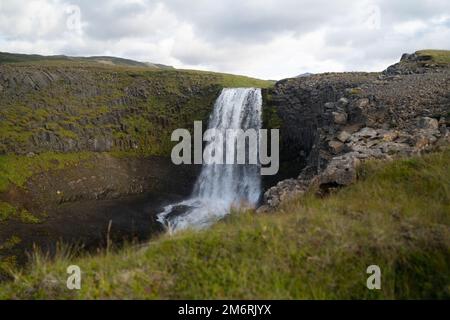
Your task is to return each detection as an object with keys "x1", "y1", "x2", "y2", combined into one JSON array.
[
  {"x1": 0, "y1": 54, "x2": 272, "y2": 157},
  {"x1": 0, "y1": 56, "x2": 274, "y2": 232},
  {"x1": 416, "y1": 50, "x2": 450, "y2": 64},
  {"x1": 0, "y1": 52, "x2": 69, "y2": 64},
  {"x1": 1, "y1": 148, "x2": 448, "y2": 299},
  {"x1": 0, "y1": 52, "x2": 172, "y2": 68},
  {"x1": 0, "y1": 55, "x2": 272, "y2": 197}
]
